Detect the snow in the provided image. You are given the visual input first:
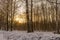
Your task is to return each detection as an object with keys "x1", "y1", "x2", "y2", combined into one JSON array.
[{"x1": 0, "y1": 31, "x2": 60, "y2": 40}]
